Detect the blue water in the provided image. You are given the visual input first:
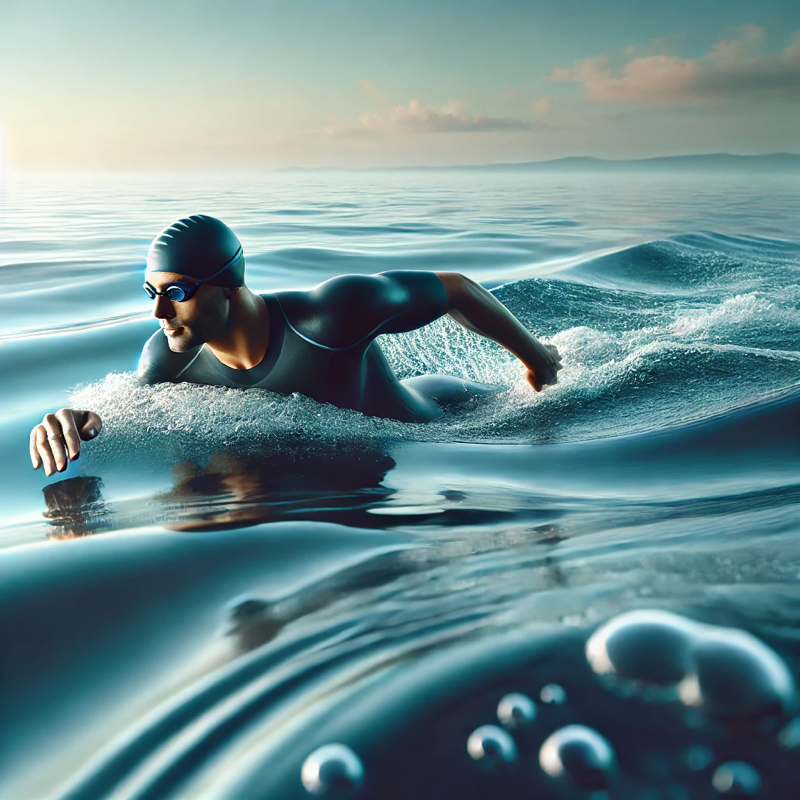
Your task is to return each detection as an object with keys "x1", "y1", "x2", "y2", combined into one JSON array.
[{"x1": 1, "y1": 170, "x2": 799, "y2": 798}]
